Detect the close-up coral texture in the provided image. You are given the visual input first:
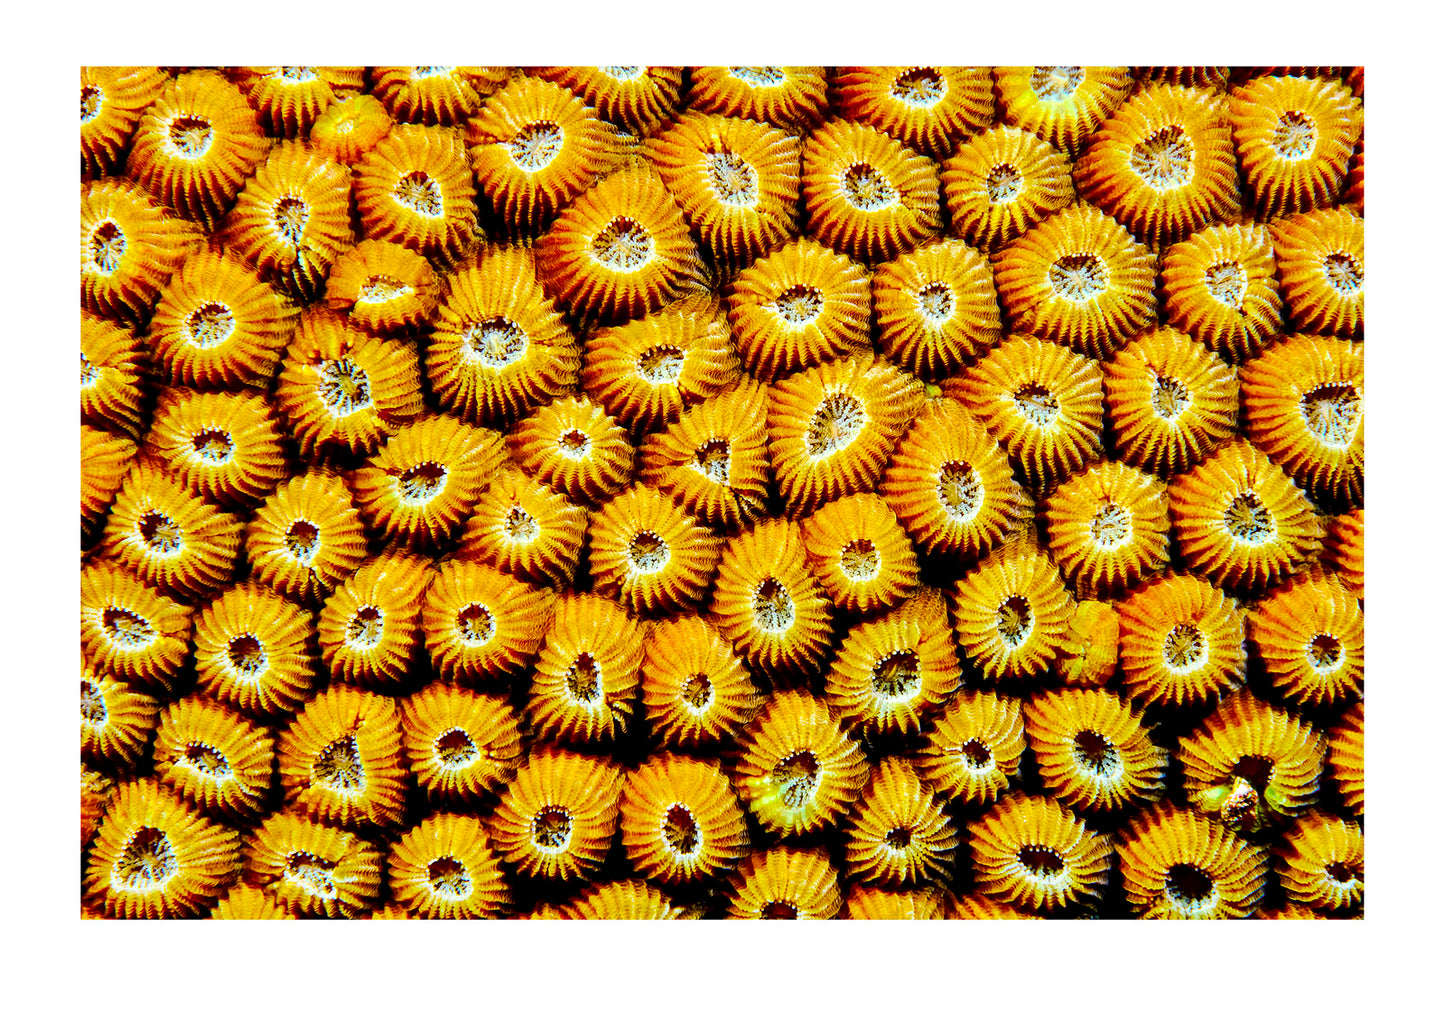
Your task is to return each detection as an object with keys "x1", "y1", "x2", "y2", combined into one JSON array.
[{"x1": 79, "y1": 64, "x2": 1365, "y2": 921}]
